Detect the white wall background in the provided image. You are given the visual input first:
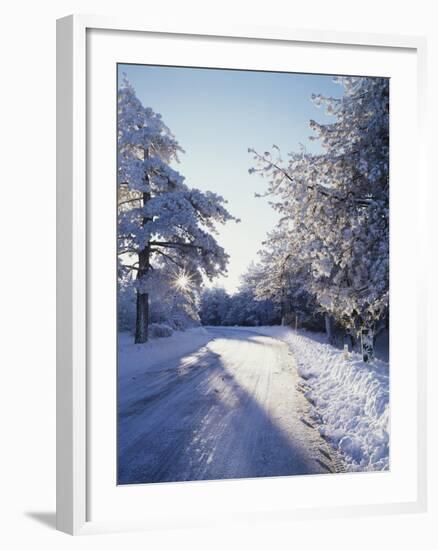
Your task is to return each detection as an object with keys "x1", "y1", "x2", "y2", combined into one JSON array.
[{"x1": 0, "y1": 0, "x2": 435, "y2": 547}]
